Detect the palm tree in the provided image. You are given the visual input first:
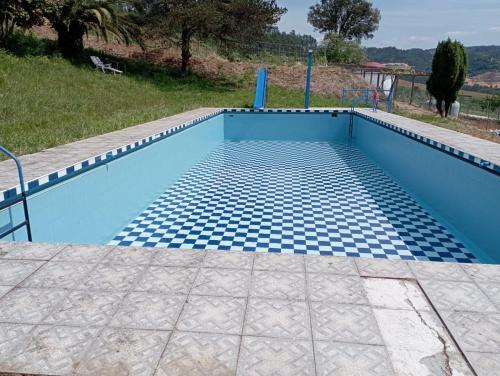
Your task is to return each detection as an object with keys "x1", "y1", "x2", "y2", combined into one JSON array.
[{"x1": 44, "y1": 0, "x2": 140, "y2": 58}]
